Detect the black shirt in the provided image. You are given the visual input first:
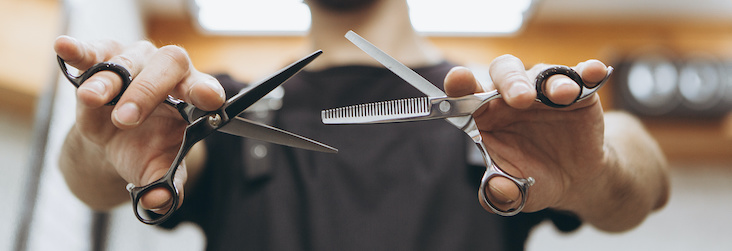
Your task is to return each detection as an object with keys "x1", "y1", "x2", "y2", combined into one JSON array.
[{"x1": 162, "y1": 62, "x2": 580, "y2": 250}]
